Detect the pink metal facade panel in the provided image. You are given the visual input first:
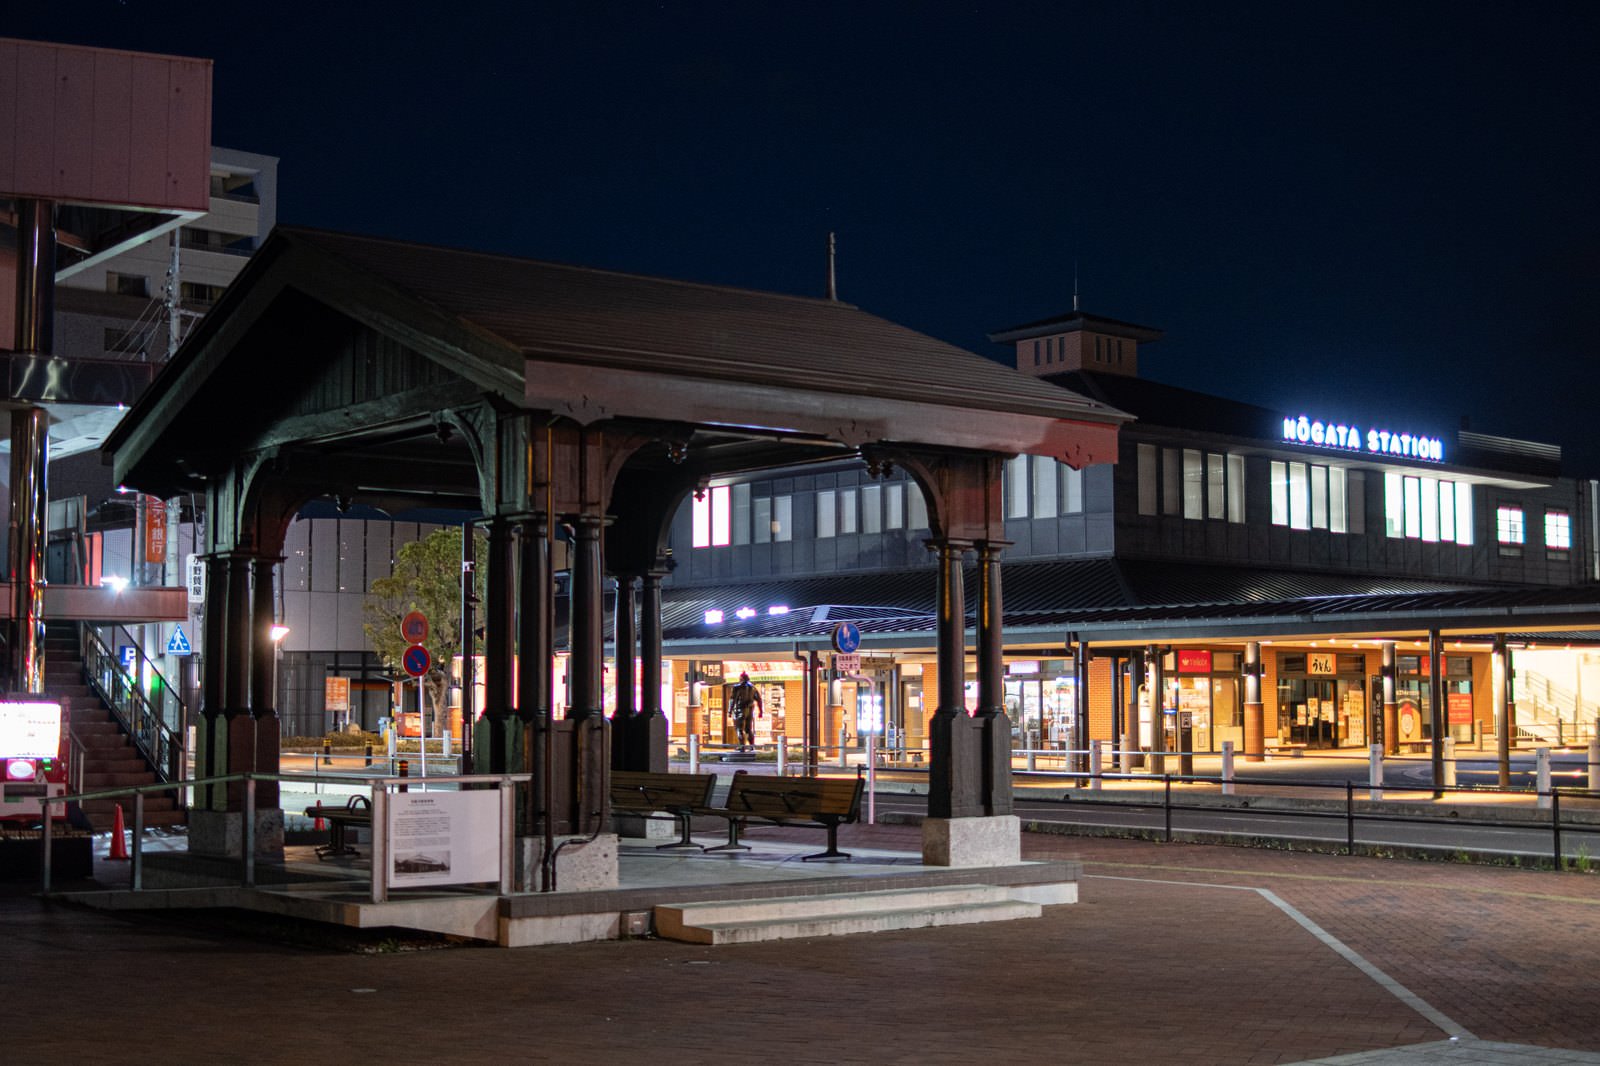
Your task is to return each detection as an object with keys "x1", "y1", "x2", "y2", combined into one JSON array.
[{"x1": 0, "y1": 38, "x2": 211, "y2": 211}]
